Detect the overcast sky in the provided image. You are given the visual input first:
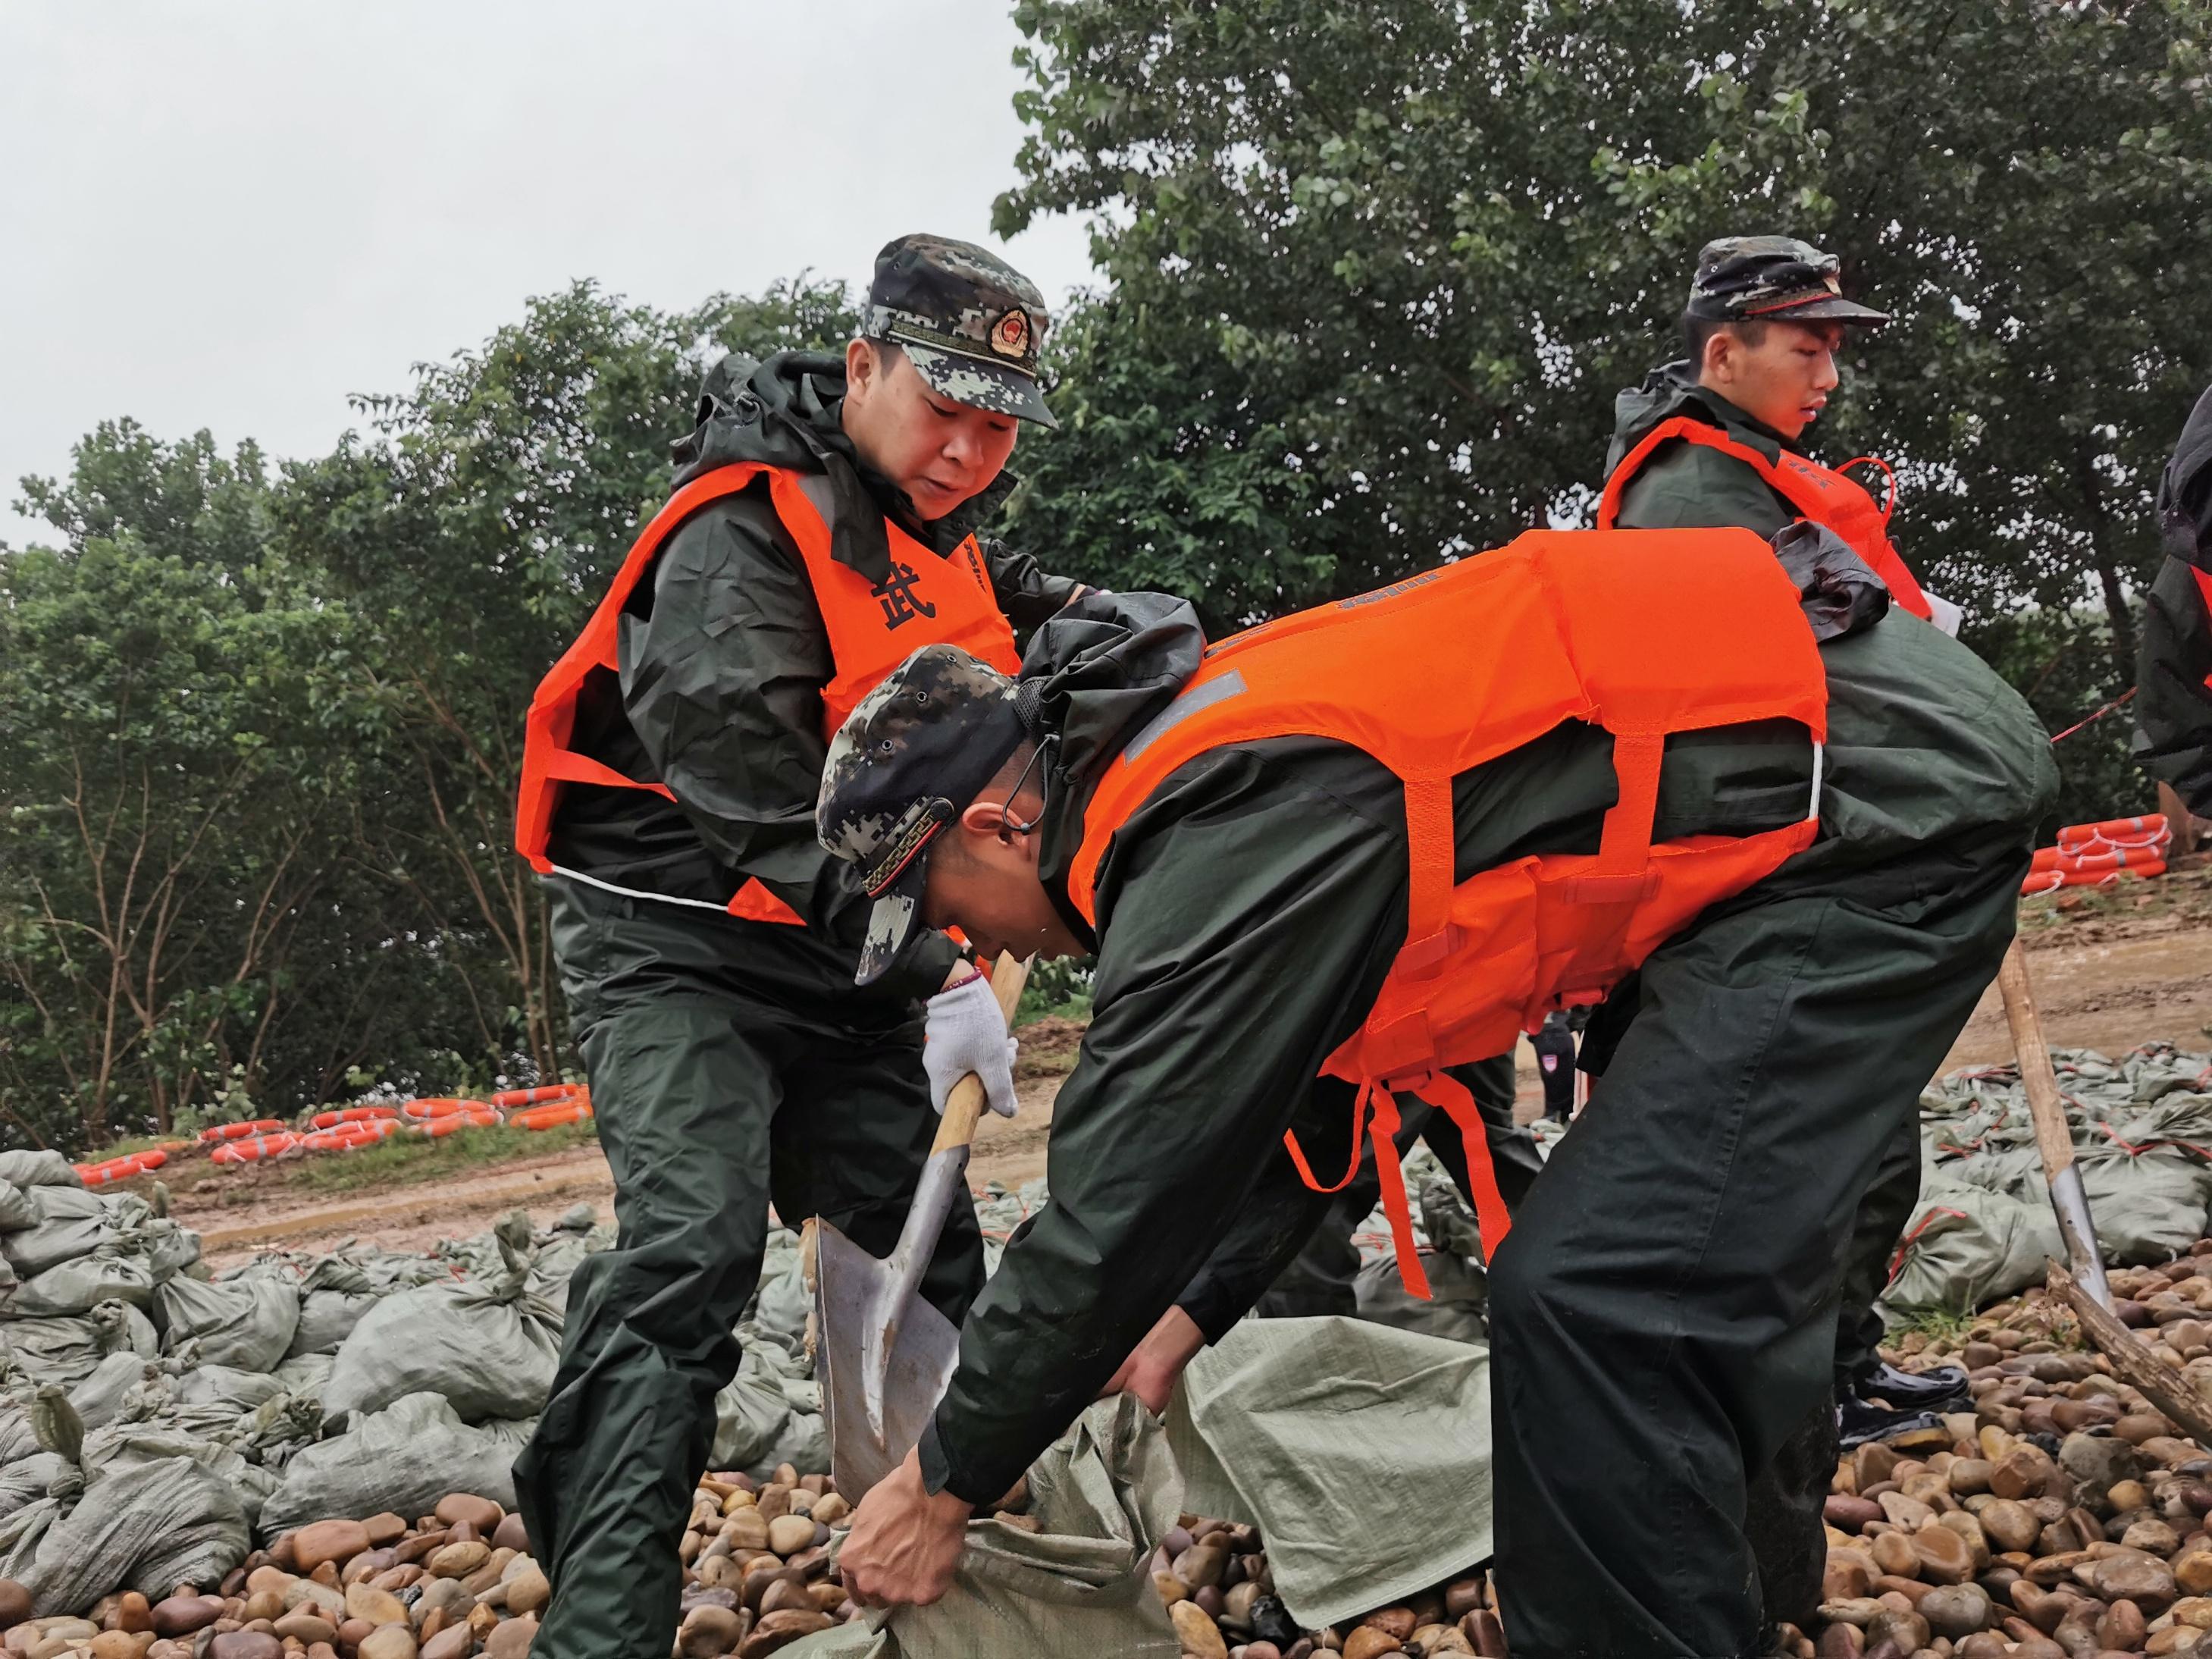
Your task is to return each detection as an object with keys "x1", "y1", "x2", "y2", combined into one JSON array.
[{"x1": 0, "y1": 2, "x2": 1096, "y2": 547}]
